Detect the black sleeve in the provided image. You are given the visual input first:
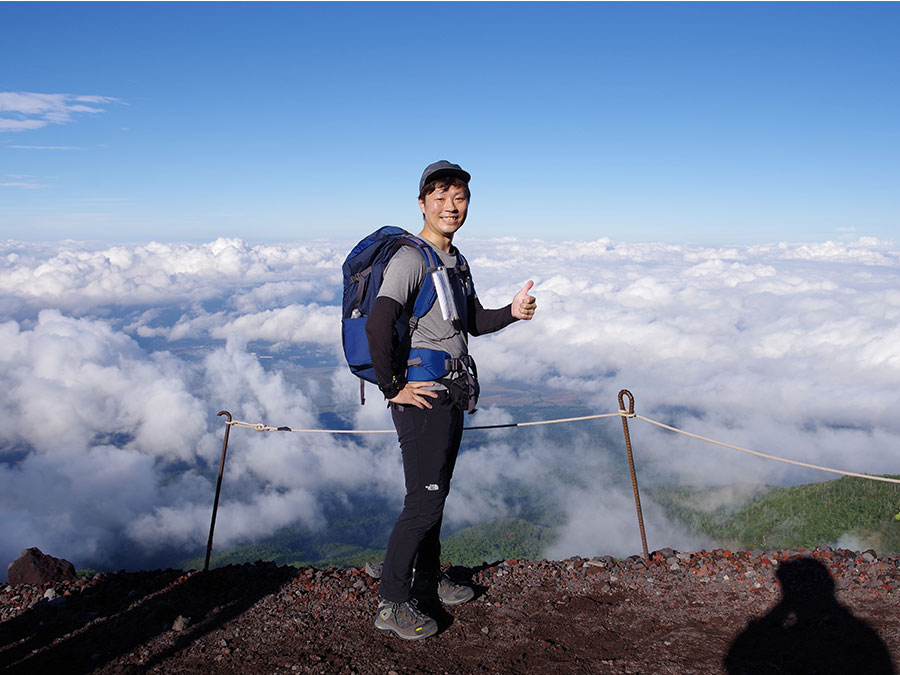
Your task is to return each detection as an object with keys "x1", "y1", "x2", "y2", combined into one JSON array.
[
  {"x1": 467, "y1": 296, "x2": 518, "y2": 337},
  {"x1": 365, "y1": 295, "x2": 406, "y2": 388}
]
